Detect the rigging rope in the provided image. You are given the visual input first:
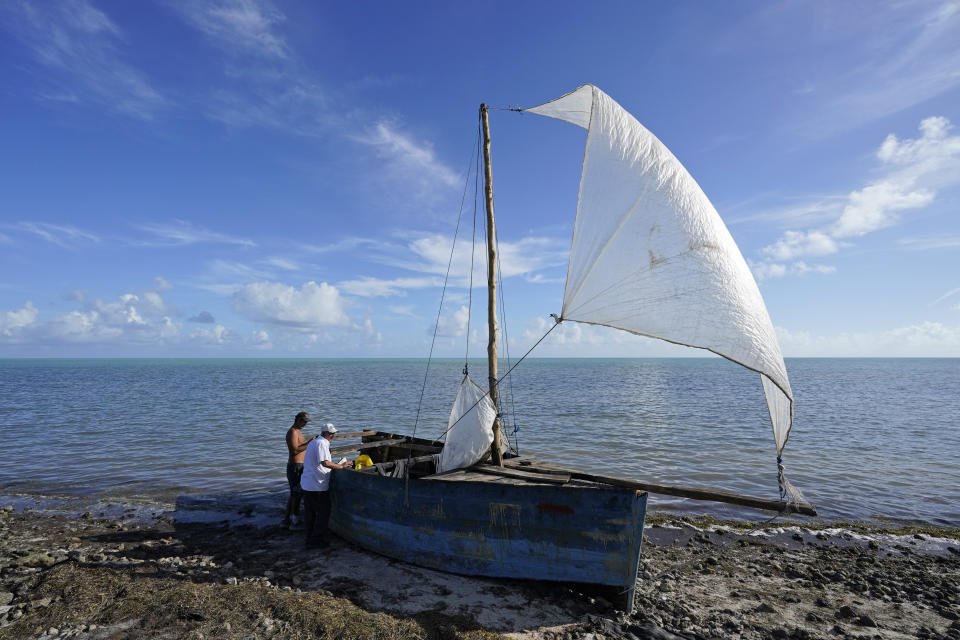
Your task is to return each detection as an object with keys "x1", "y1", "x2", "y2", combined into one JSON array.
[
  {"x1": 430, "y1": 316, "x2": 563, "y2": 443},
  {"x1": 464, "y1": 131, "x2": 481, "y2": 373},
  {"x1": 405, "y1": 125, "x2": 481, "y2": 503},
  {"x1": 494, "y1": 225, "x2": 520, "y2": 453}
]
